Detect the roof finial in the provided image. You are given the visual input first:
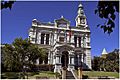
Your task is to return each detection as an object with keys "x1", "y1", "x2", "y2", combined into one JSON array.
[
  {"x1": 78, "y1": 3, "x2": 83, "y2": 8},
  {"x1": 61, "y1": 15, "x2": 64, "y2": 18},
  {"x1": 32, "y1": 18, "x2": 37, "y2": 21},
  {"x1": 102, "y1": 48, "x2": 108, "y2": 55}
]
